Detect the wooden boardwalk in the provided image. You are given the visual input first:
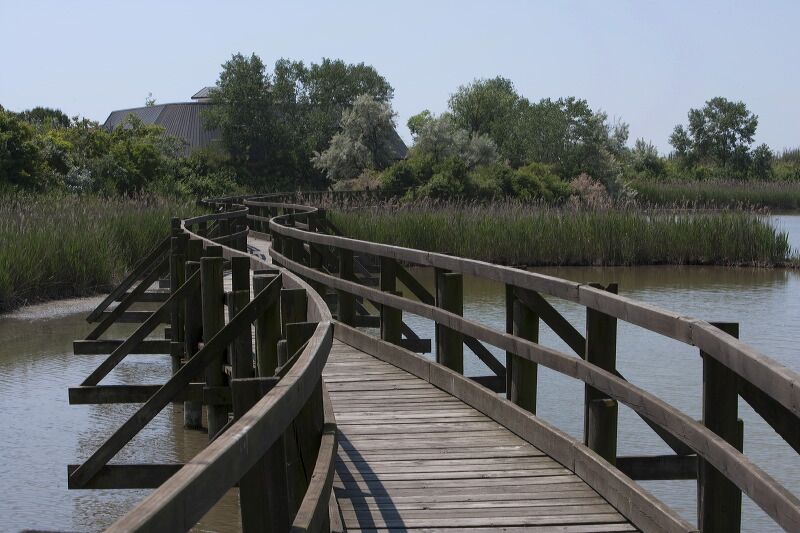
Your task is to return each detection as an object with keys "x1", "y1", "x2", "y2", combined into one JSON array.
[{"x1": 324, "y1": 340, "x2": 635, "y2": 532}]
